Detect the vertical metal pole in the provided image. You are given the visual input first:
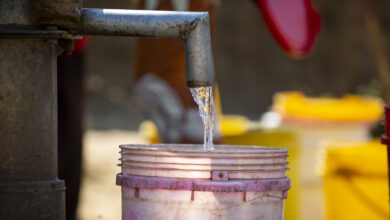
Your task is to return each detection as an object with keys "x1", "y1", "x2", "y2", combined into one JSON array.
[{"x1": 0, "y1": 1, "x2": 65, "y2": 219}]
